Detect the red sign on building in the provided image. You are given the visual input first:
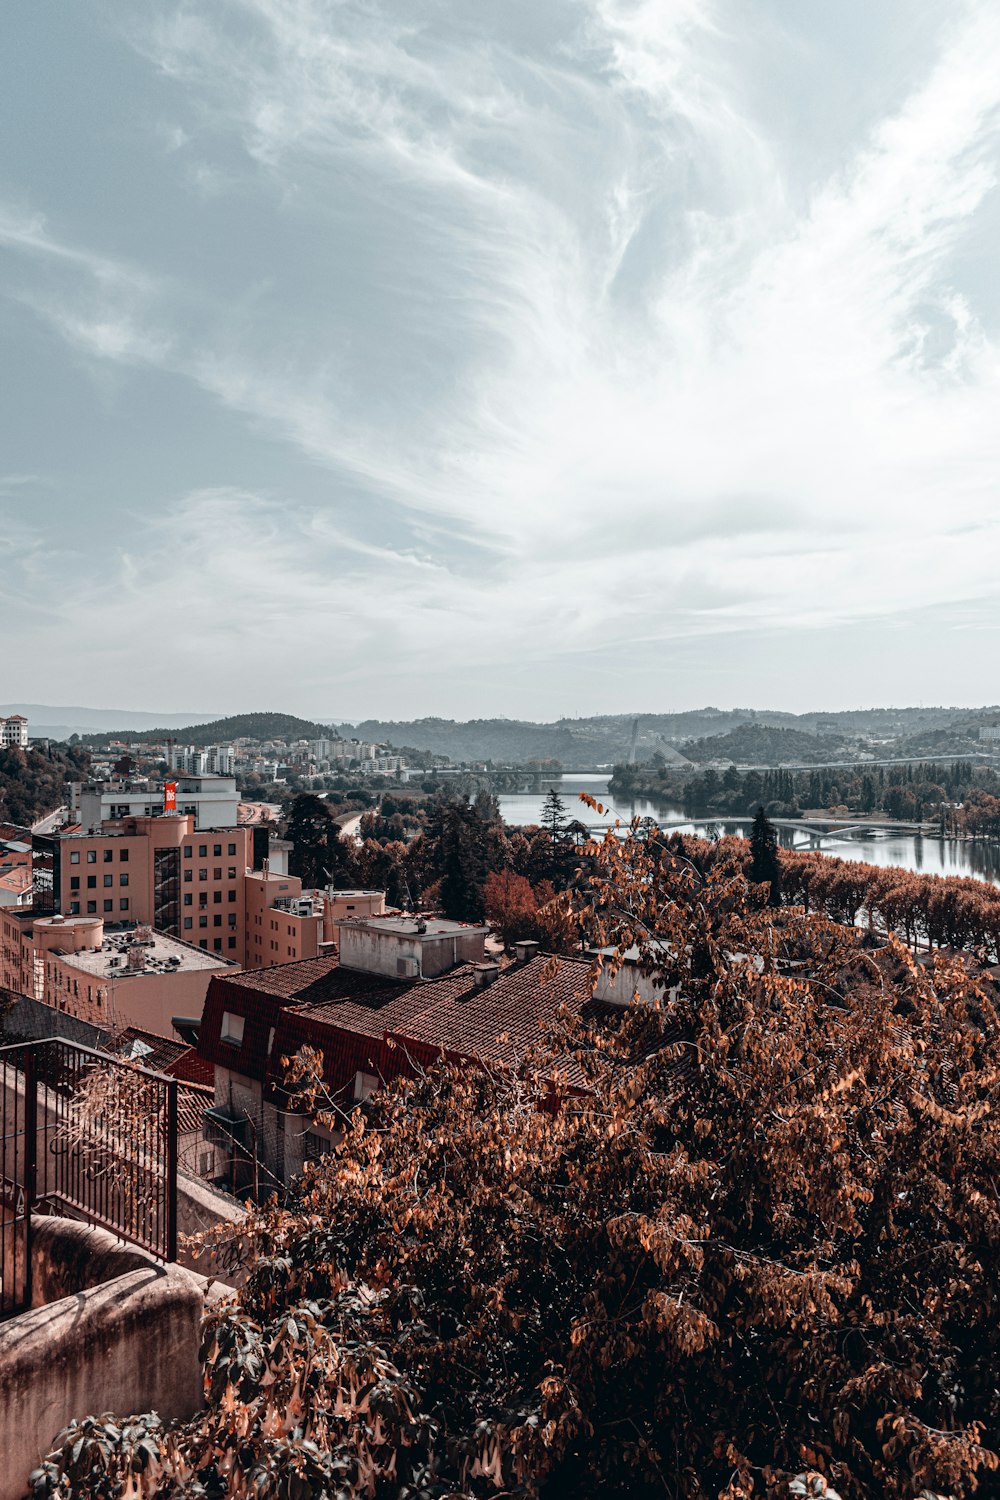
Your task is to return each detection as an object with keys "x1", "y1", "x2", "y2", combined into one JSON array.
[{"x1": 164, "y1": 782, "x2": 177, "y2": 813}]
